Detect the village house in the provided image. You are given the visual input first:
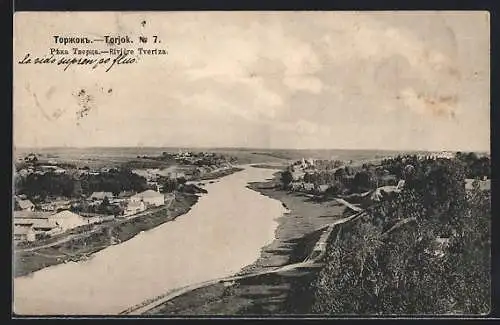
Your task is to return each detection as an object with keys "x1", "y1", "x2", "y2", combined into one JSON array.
[
  {"x1": 370, "y1": 185, "x2": 402, "y2": 202},
  {"x1": 39, "y1": 165, "x2": 67, "y2": 174},
  {"x1": 292, "y1": 170, "x2": 305, "y2": 181},
  {"x1": 108, "y1": 197, "x2": 126, "y2": 205},
  {"x1": 14, "y1": 226, "x2": 37, "y2": 242},
  {"x1": 303, "y1": 183, "x2": 315, "y2": 193},
  {"x1": 170, "y1": 170, "x2": 186, "y2": 179},
  {"x1": 428, "y1": 151, "x2": 456, "y2": 160},
  {"x1": 16, "y1": 168, "x2": 30, "y2": 178},
  {"x1": 13, "y1": 210, "x2": 98, "y2": 242},
  {"x1": 39, "y1": 199, "x2": 72, "y2": 212},
  {"x1": 315, "y1": 184, "x2": 330, "y2": 194},
  {"x1": 426, "y1": 237, "x2": 451, "y2": 258},
  {"x1": 14, "y1": 196, "x2": 35, "y2": 211},
  {"x1": 90, "y1": 192, "x2": 114, "y2": 201},
  {"x1": 13, "y1": 211, "x2": 60, "y2": 242},
  {"x1": 290, "y1": 181, "x2": 304, "y2": 191},
  {"x1": 124, "y1": 200, "x2": 147, "y2": 216},
  {"x1": 465, "y1": 179, "x2": 491, "y2": 191},
  {"x1": 378, "y1": 174, "x2": 398, "y2": 187},
  {"x1": 147, "y1": 181, "x2": 162, "y2": 193},
  {"x1": 129, "y1": 189, "x2": 165, "y2": 206},
  {"x1": 24, "y1": 153, "x2": 38, "y2": 163}
]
